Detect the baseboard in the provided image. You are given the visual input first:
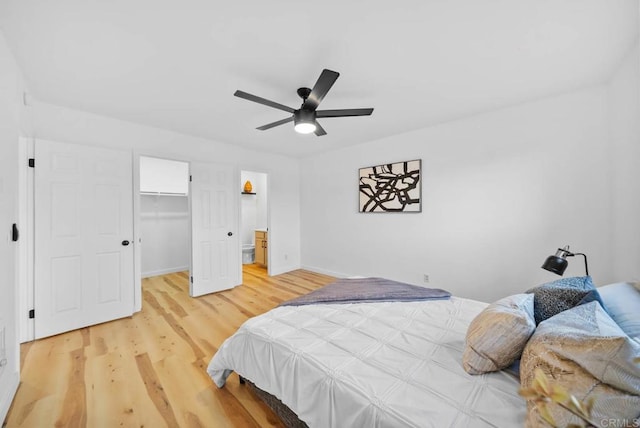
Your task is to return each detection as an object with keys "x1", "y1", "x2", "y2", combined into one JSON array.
[
  {"x1": 300, "y1": 265, "x2": 351, "y2": 278},
  {"x1": 268, "y1": 264, "x2": 301, "y2": 276},
  {"x1": 141, "y1": 266, "x2": 189, "y2": 278},
  {"x1": 0, "y1": 370, "x2": 19, "y2": 423}
]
